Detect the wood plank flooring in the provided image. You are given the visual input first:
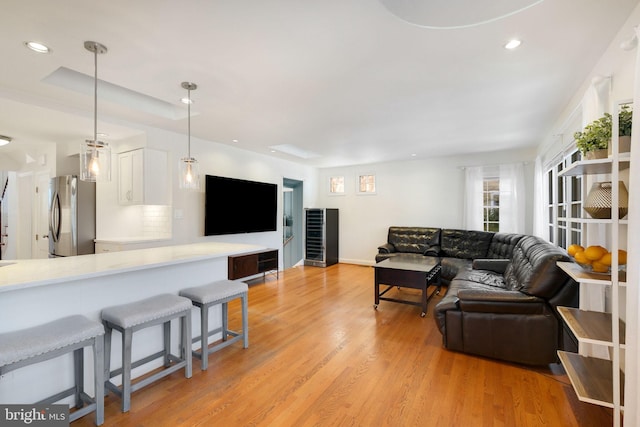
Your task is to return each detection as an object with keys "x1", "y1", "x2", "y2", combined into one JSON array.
[{"x1": 75, "y1": 263, "x2": 612, "y2": 427}]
